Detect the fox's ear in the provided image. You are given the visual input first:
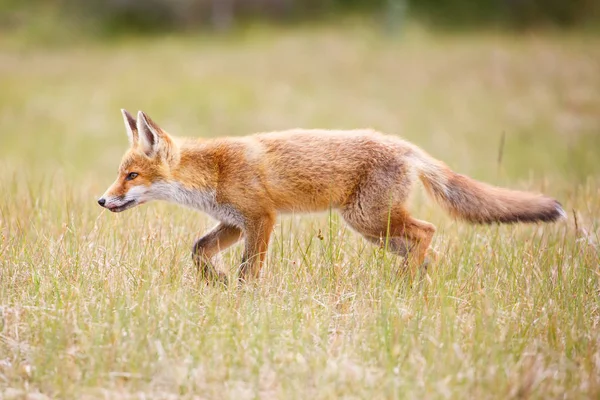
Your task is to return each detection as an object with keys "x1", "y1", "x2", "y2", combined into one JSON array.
[
  {"x1": 121, "y1": 109, "x2": 138, "y2": 146},
  {"x1": 136, "y1": 111, "x2": 163, "y2": 157}
]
